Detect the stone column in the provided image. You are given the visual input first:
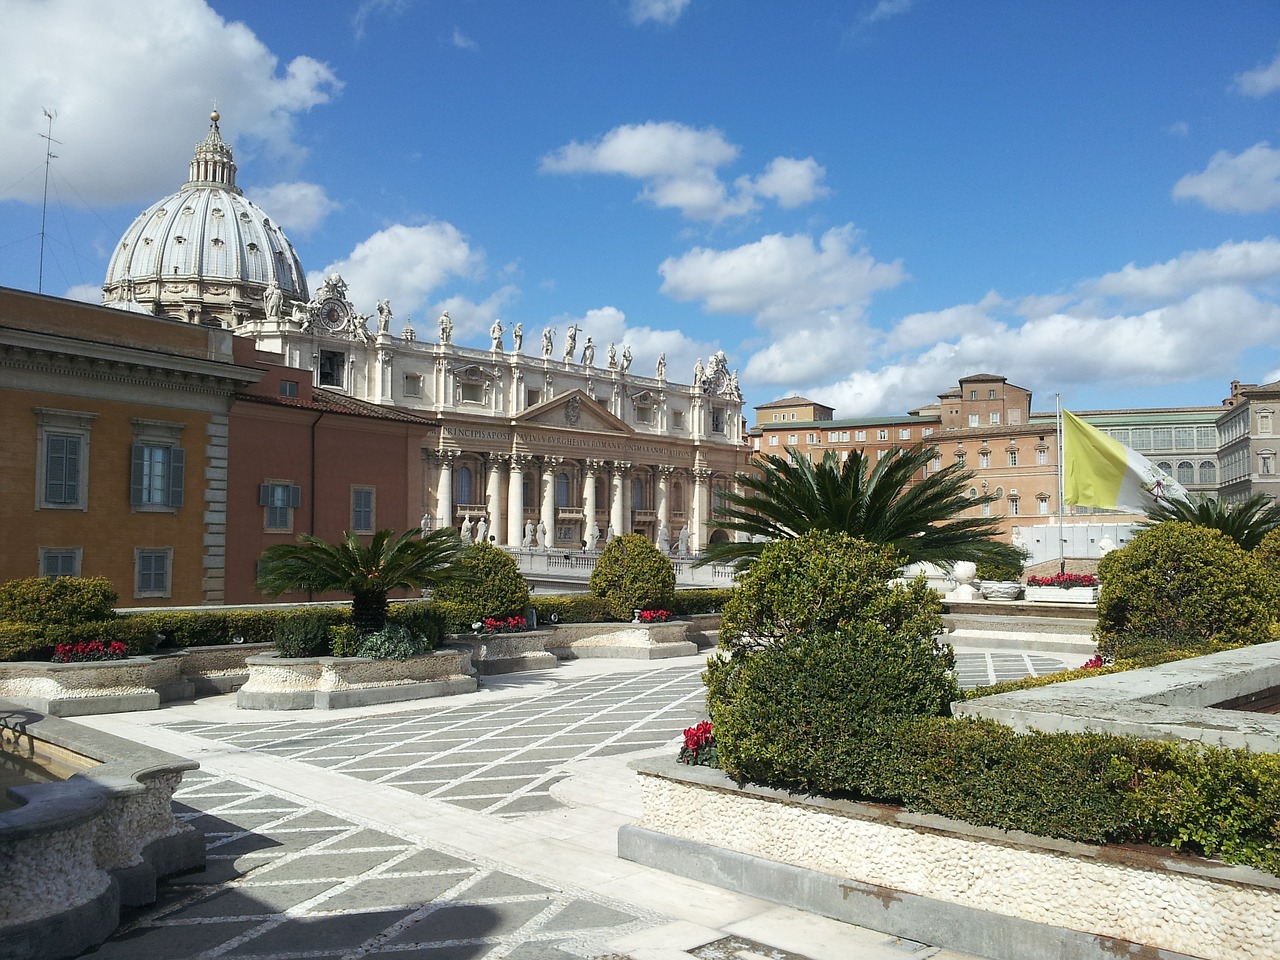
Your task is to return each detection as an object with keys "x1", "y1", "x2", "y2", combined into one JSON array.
[
  {"x1": 656, "y1": 465, "x2": 673, "y2": 550},
  {"x1": 540, "y1": 456, "x2": 560, "y2": 548},
  {"x1": 692, "y1": 467, "x2": 712, "y2": 553},
  {"x1": 609, "y1": 461, "x2": 630, "y2": 536},
  {"x1": 485, "y1": 456, "x2": 504, "y2": 545},
  {"x1": 436, "y1": 452, "x2": 456, "y2": 531},
  {"x1": 583, "y1": 459, "x2": 602, "y2": 546},
  {"x1": 506, "y1": 454, "x2": 527, "y2": 546}
]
